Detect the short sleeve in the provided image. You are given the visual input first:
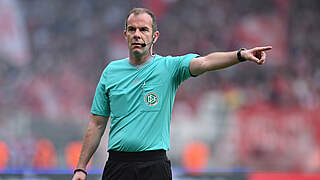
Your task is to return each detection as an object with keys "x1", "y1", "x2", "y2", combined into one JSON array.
[
  {"x1": 90, "y1": 69, "x2": 110, "y2": 117},
  {"x1": 168, "y1": 53, "x2": 199, "y2": 86}
]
